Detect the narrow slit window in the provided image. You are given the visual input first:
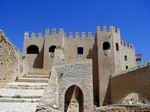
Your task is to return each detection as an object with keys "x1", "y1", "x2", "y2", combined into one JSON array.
[
  {"x1": 124, "y1": 55, "x2": 127, "y2": 61},
  {"x1": 116, "y1": 43, "x2": 119, "y2": 51}
]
